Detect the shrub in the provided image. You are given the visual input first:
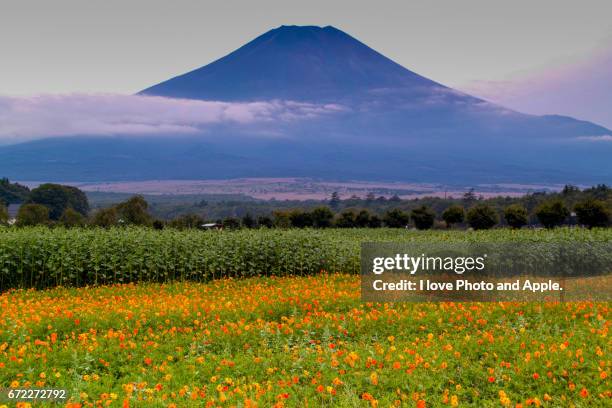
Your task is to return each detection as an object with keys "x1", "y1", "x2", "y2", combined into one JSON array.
[
  {"x1": 442, "y1": 205, "x2": 464, "y2": 227},
  {"x1": 410, "y1": 205, "x2": 435, "y2": 230},
  {"x1": 574, "y1": 199, "x2": 610, "y2": 228},
  {"x1": 16, "y1": 204, "x2": 49, "y2": 227},
  {"x1": 535, "y1": 200, "x2": 569, "y2": 228},
  {"x1": 466, "y1": 205, "x2": 499, "y2": 230},
  {"x1": 504, "y1": 204, "x2": 528, "y2": 229}
]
